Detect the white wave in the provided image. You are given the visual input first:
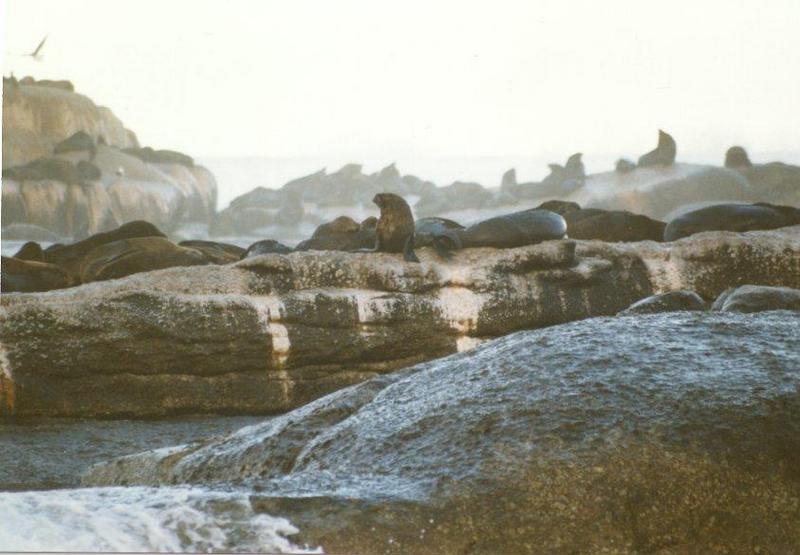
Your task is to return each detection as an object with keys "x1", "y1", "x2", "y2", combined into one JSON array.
[{"x1": 0, "y1": 486, "x2": 321, "y2": 553}]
